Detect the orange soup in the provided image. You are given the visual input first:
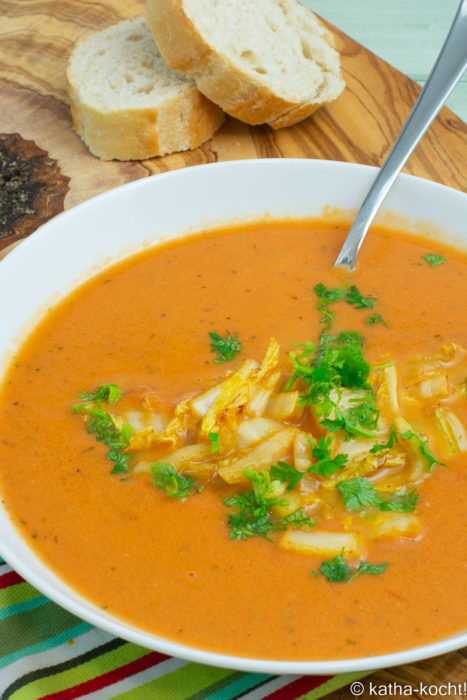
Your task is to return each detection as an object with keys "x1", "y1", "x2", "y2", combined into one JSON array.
[{"x1": 0, "y1": 220, "x2": 466, "y2": 661}]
